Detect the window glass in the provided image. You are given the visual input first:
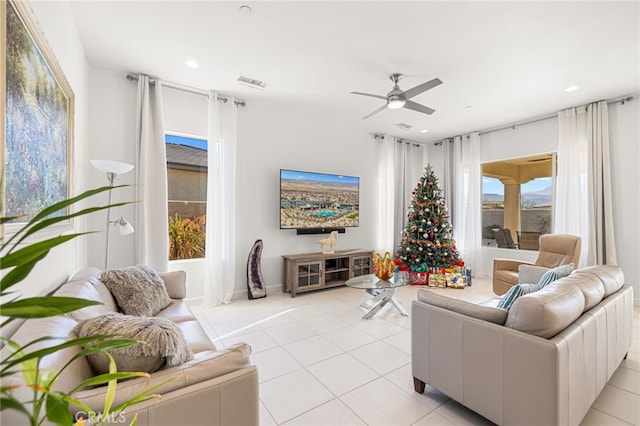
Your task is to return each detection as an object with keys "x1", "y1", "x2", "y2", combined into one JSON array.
[
  {"x1": 166, "y1": 134, "x2": 208, "y2": 260},
  {"x1": 482, "y1": 154, "x2": 554, "y2": 250}
]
